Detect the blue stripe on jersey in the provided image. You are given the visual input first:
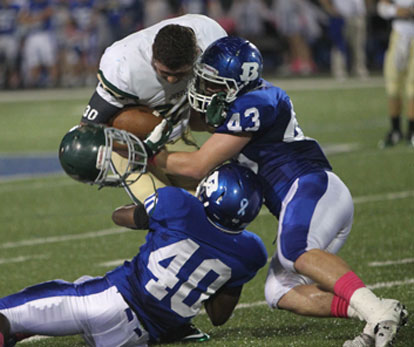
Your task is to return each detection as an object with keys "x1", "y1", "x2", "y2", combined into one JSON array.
[
  {"x1": 0, "y1": 277, "x2": 110, "y2": 309},
  {"x1": 279, "y1": 171, "x2": 328, "y2": 262}
]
